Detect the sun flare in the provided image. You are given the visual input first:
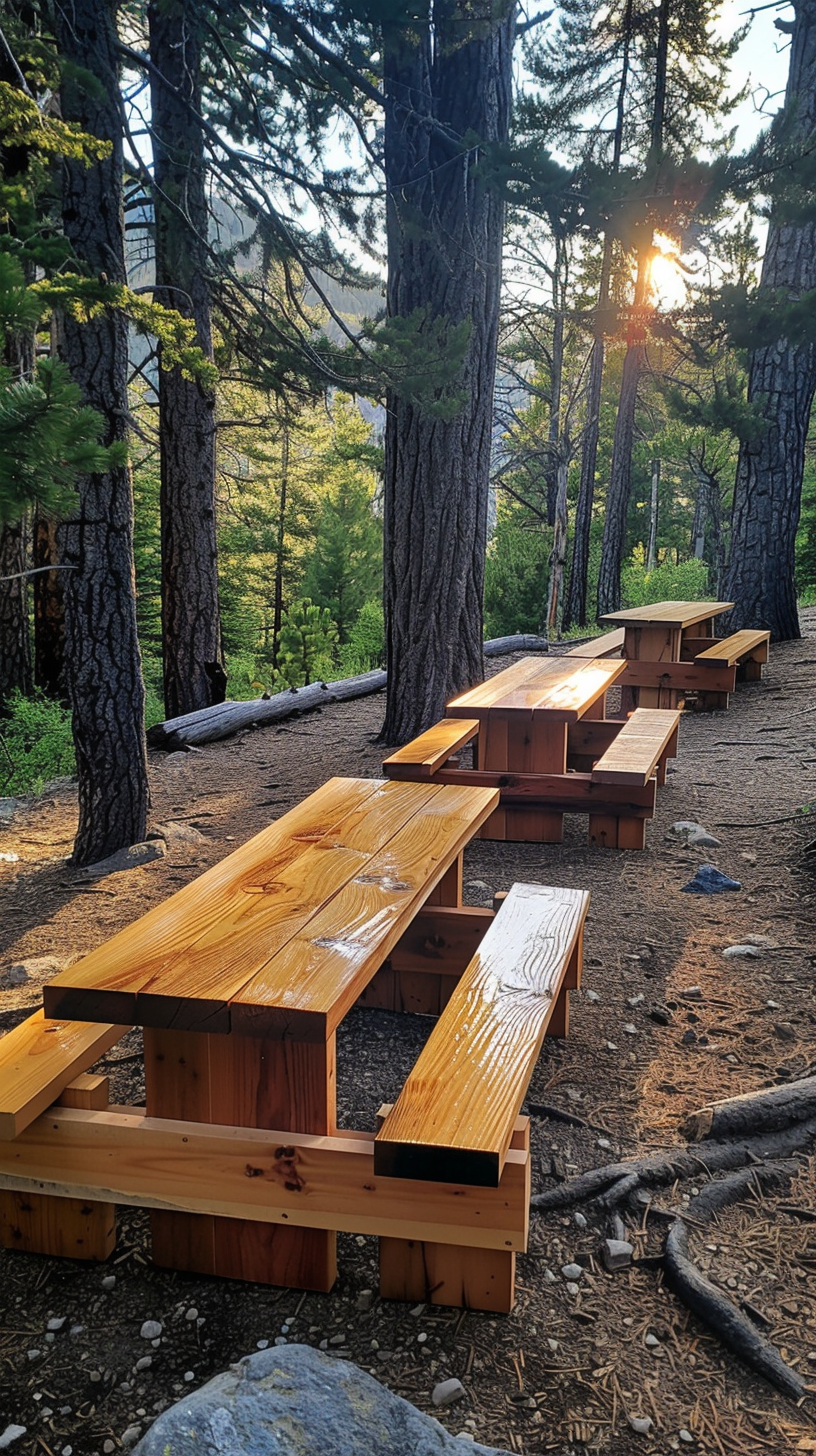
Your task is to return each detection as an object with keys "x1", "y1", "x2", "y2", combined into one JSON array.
[{"x1": 649, "y1": 232, "x2": 686, "y2": 308}]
